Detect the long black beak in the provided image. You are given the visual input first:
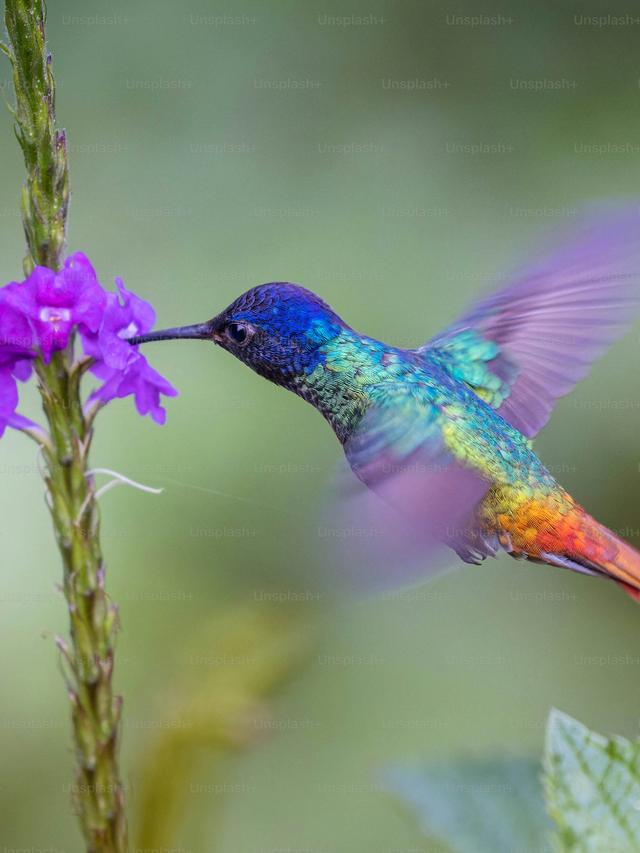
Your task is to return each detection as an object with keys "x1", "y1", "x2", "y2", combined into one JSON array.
[{"x1": 129, "y1": 321, "x2": 215, "y2": 346}]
